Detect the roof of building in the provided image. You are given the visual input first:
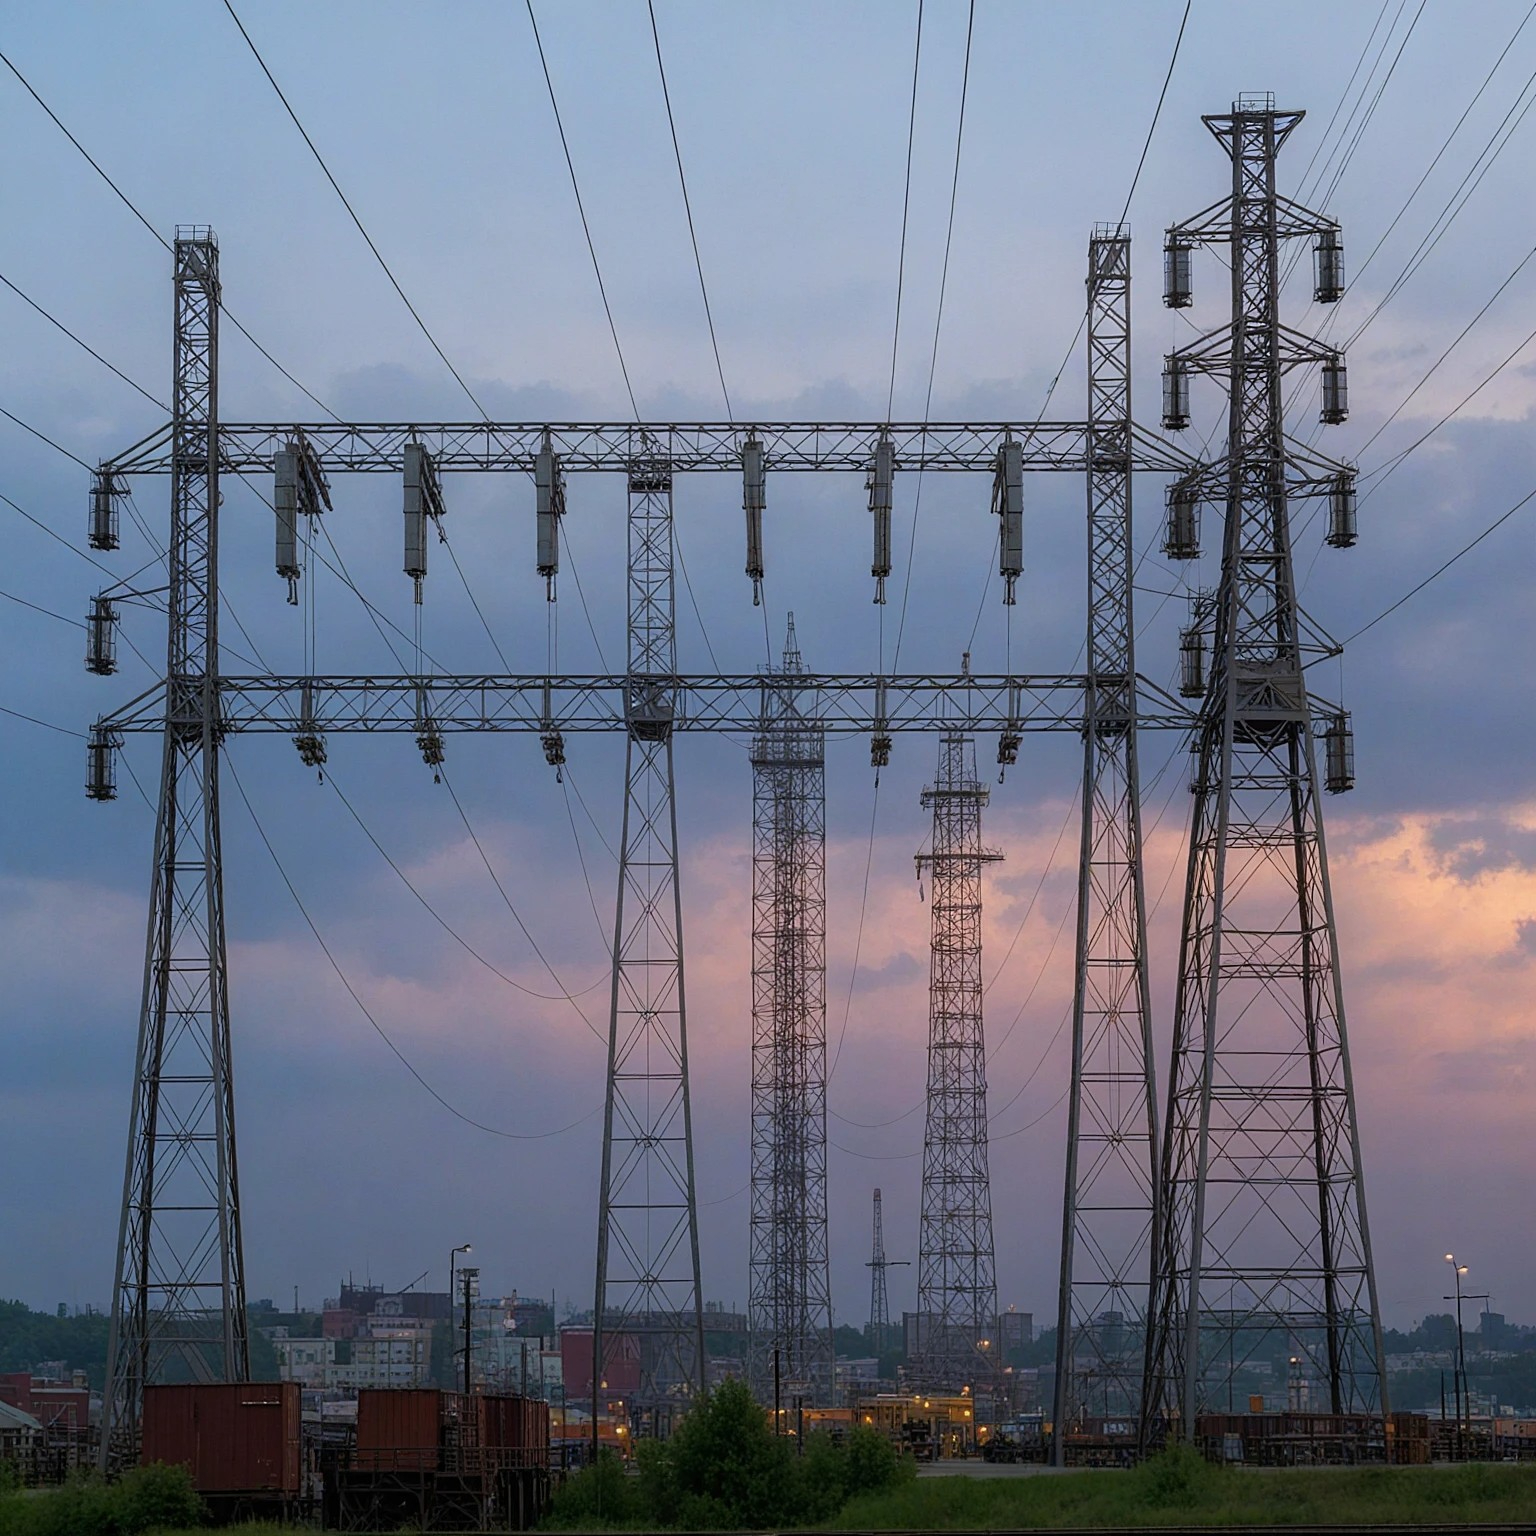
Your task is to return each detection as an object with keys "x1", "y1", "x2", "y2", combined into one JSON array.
[{"x1": 0, "y1": 1400, "x2": 43, "y2": 1433}]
